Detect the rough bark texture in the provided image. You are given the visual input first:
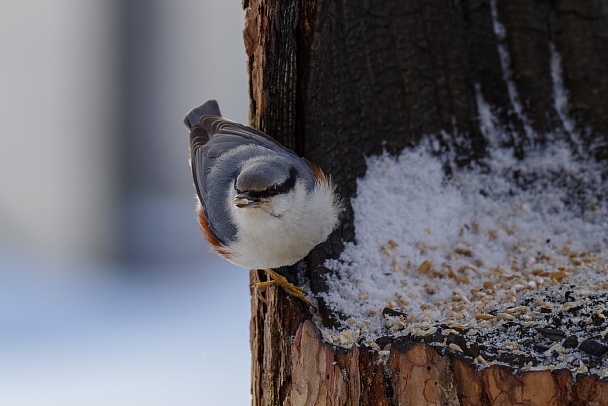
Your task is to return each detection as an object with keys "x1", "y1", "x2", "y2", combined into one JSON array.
[{"x1": 244, "y1": 0, "x2": 608, "y2": 404}]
